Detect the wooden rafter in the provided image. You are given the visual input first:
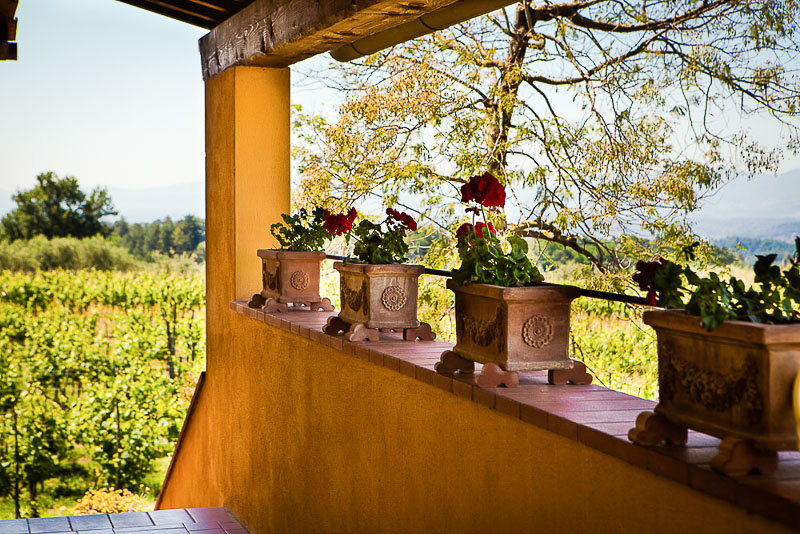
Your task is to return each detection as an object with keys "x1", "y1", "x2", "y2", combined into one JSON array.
[
  {"x1": 115, "y1": 0, "x2": 253, "y2": 29},
  {"x1": 198, "y1": 0, "x2": 465, "y2": 79},
  {"x1": 1, "y1": 0, "x2": 18, "y2": 60}
]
